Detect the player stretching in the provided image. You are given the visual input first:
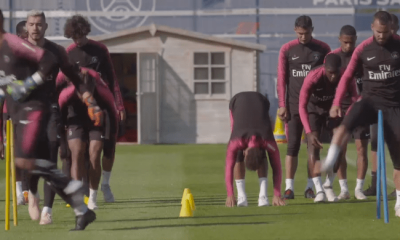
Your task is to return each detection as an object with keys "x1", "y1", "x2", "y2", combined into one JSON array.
[
  {"x1": 0, "y1": 9, "x2": 100, "y2": 230},
  {"x1": 277, "y1": 15, "x2": 331, "y2": 199},
  {"x1": 225, "y1": 92, "x2": 285, "y2": 207},
  {"x1": 322, "y1": 25, "x2": 368, "y2": 201},
  {"x1": 324, "y1": 11, "x2": 400, "y2": 216},
  {"x1": 299, "y1": 54, "x2": 357, "y2": 202},
  {"x1": 64, "y1": 15, "x2": 125, "y2": 205}
]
